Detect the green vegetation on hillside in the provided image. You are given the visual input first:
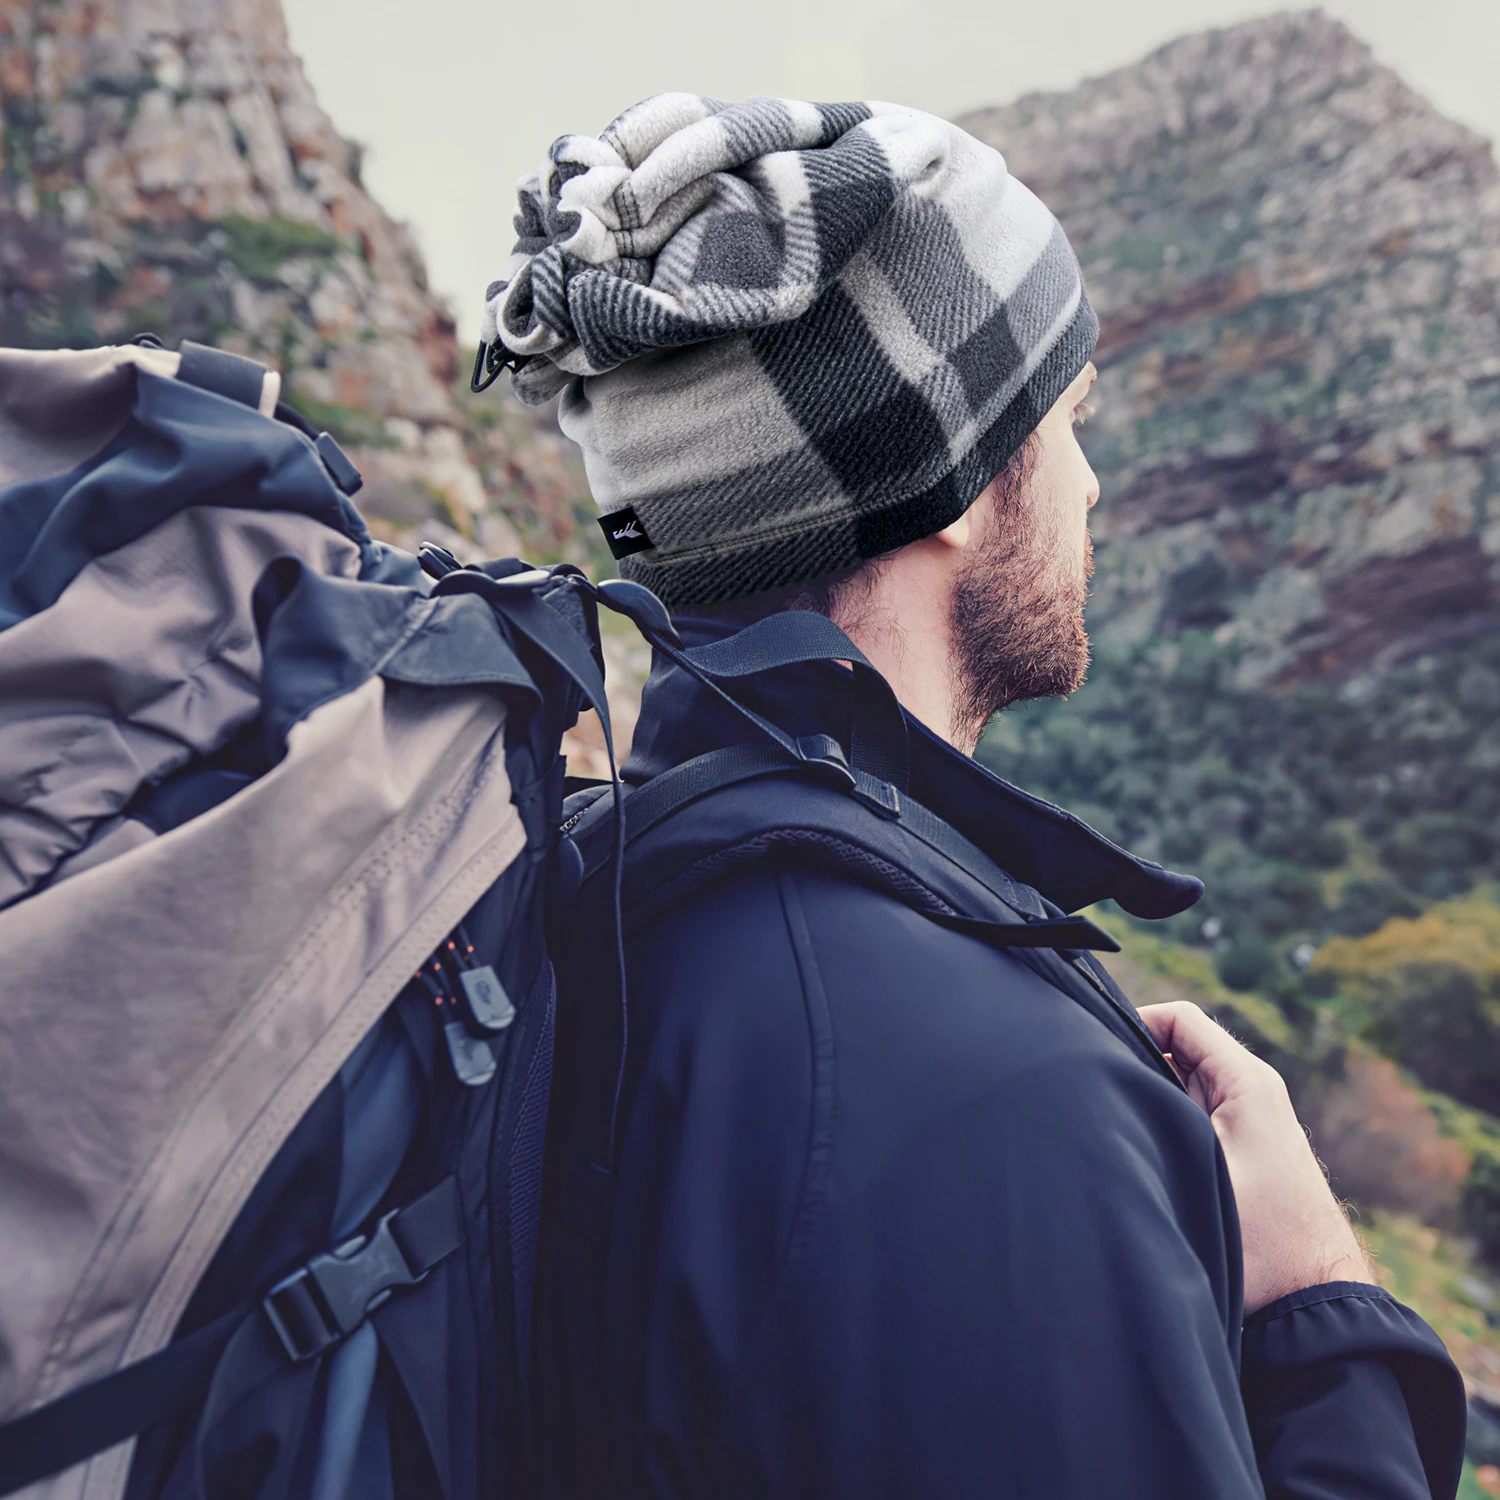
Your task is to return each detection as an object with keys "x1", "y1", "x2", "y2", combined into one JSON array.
[
  {"x1": 981, "y1": 630, "x2": 1500, "y2": 993},
  {"x1": 1097, "y1": 900, "x2": 1500, "y2": 1463}
]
